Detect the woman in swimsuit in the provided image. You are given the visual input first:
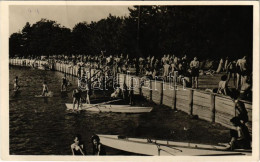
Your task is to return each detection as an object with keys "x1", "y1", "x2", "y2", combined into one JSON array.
[
  {"x1": 71, "y1": 134, "x2": 85, "y2": 155},
  {"x1": 91, "y1": 135, "x2": 106, "y2": 155},
  {"x1": 227, "y1": 117, "x2": 251, "y2": 150}
]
